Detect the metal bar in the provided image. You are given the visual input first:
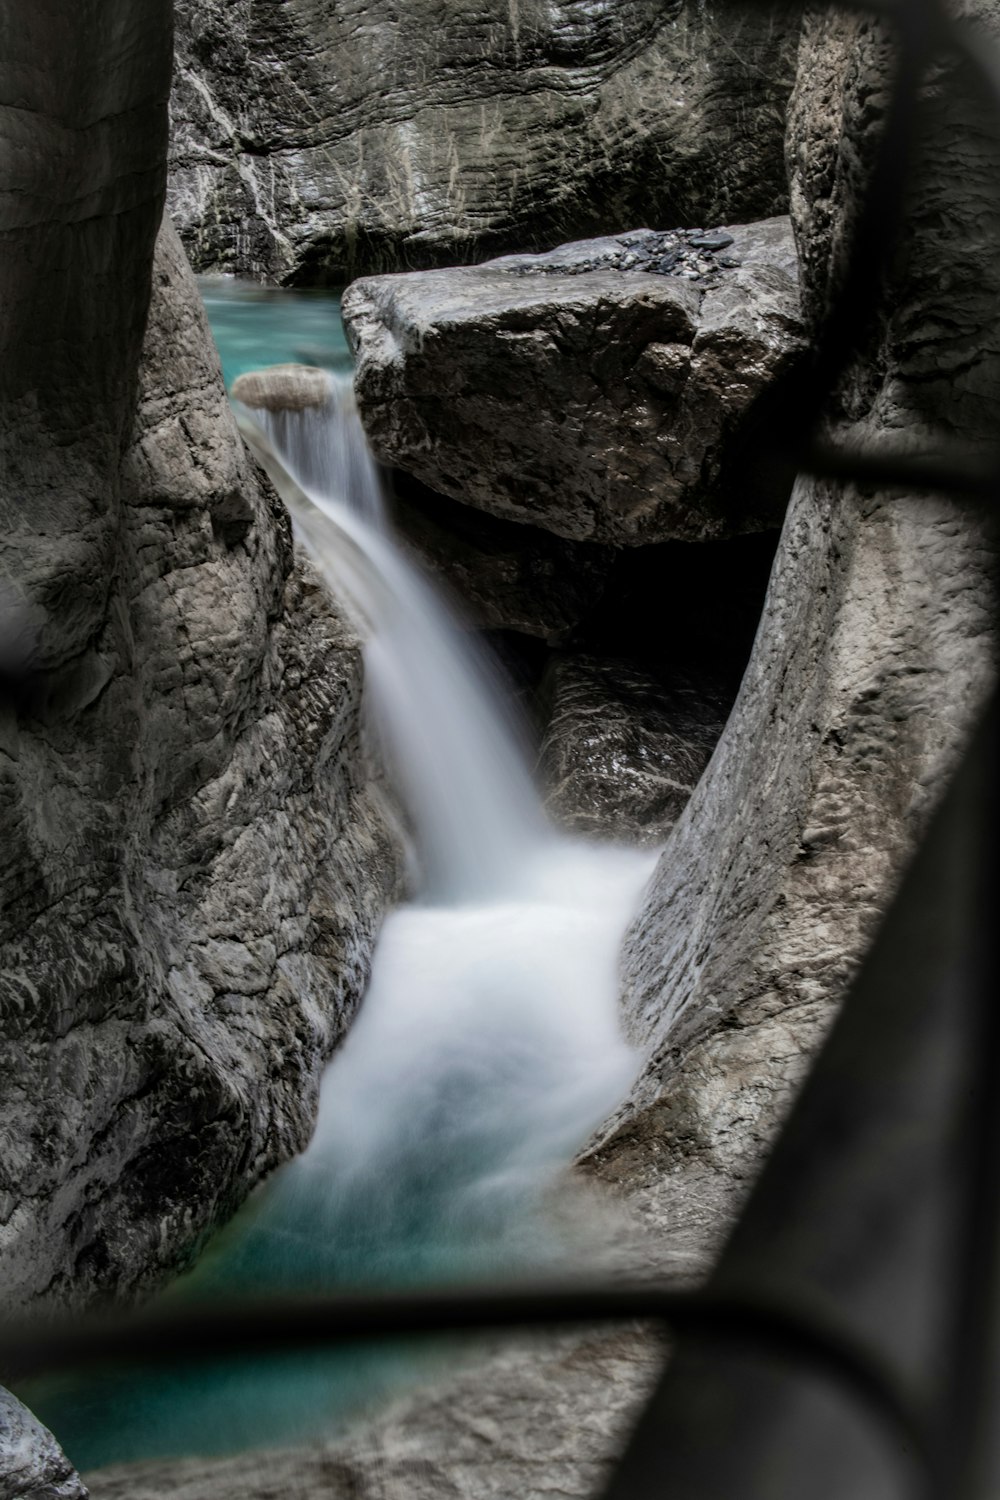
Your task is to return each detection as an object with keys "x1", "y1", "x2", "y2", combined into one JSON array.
[{"x1": 0, "y1": 1282, "x2": 929, "y2": 1472}]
